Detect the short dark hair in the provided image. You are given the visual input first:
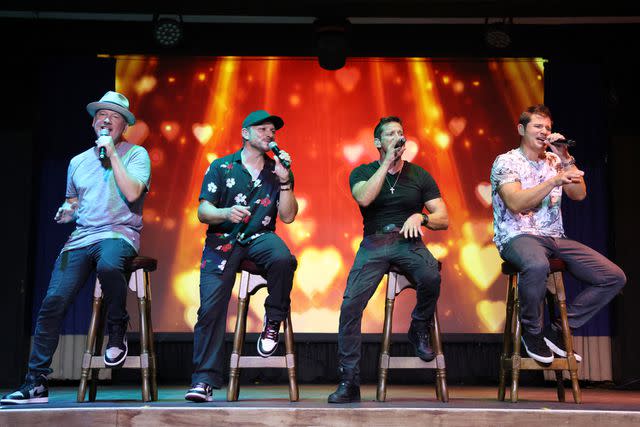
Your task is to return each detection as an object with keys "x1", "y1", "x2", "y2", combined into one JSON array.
[
  {"x1": 518, "y1": 104, "x2": 552, "y2": 127},
  {"x1": 374, "y1": 116, "x2": 402, "y2": 140}
]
